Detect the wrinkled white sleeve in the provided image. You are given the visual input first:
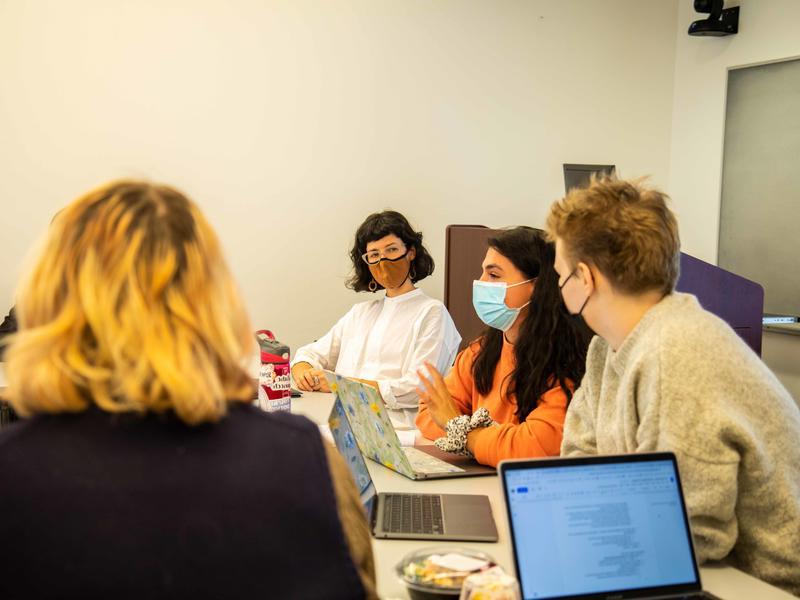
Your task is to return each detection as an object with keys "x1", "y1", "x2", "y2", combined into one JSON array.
[
  {"x1": 378, "y1": 305, "x2": 462, "y2": 411},
  {"x1": 292, "y1": 309, "x2": 353, "y2": 371}
]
